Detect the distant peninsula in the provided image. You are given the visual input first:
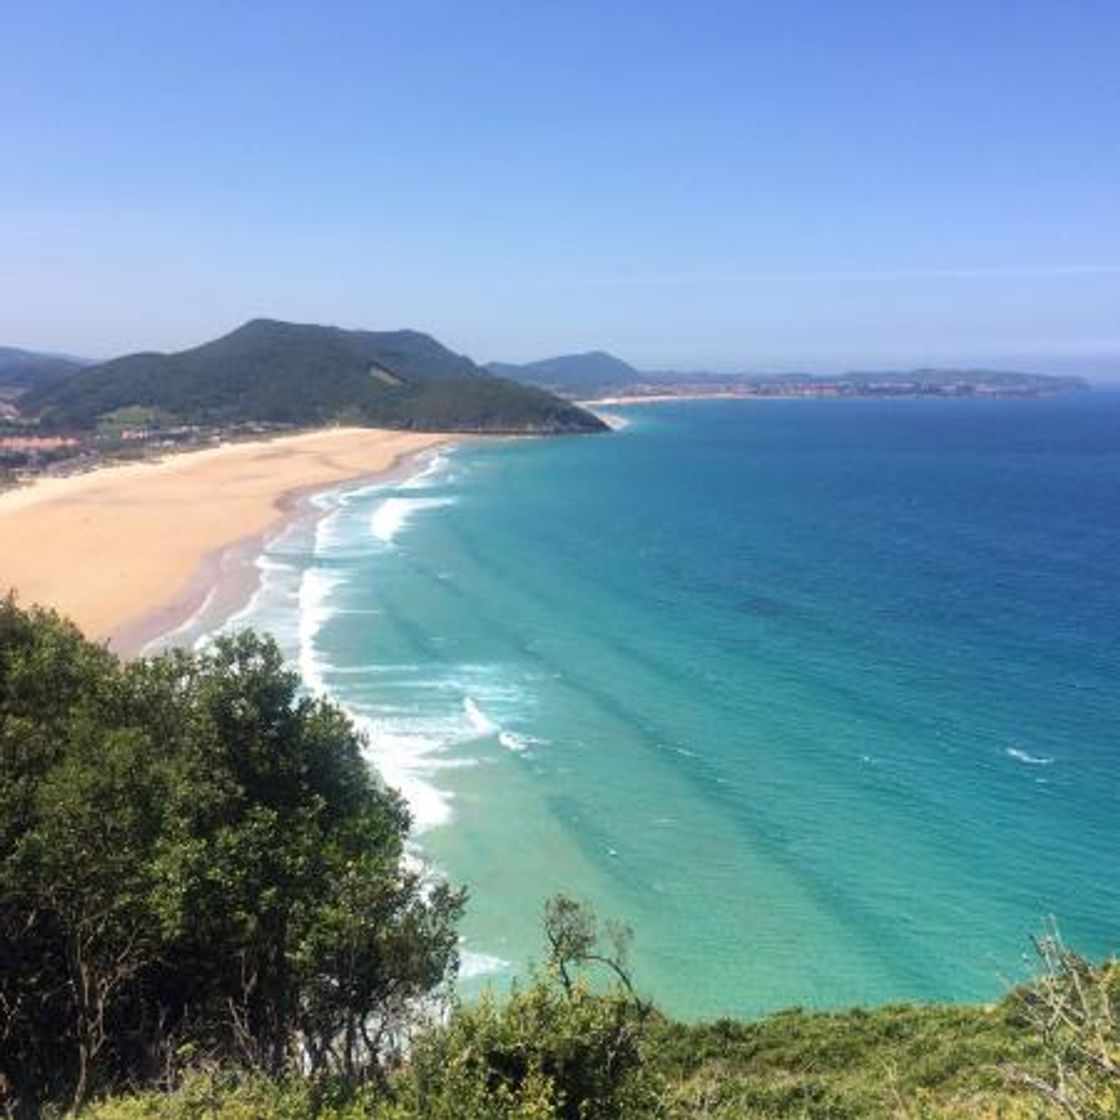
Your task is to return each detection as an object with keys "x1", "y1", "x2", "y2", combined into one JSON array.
[{"x1": 489, "y1": 351, "x2": 1090, "y2": 402}]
